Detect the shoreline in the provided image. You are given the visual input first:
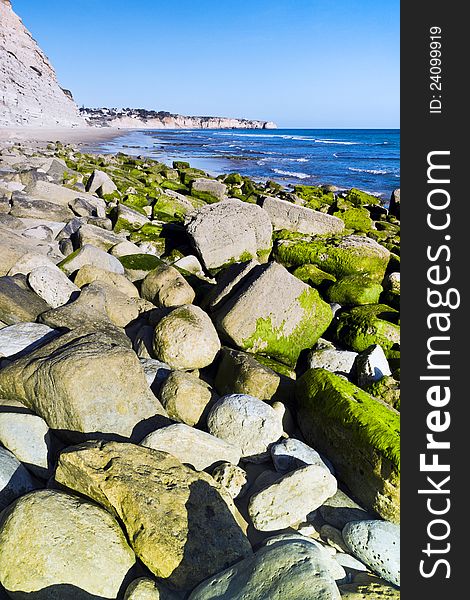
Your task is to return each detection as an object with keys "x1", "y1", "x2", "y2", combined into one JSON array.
[{"x1": 0, "y1": 126, "x2": 127, "y2": 147}]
